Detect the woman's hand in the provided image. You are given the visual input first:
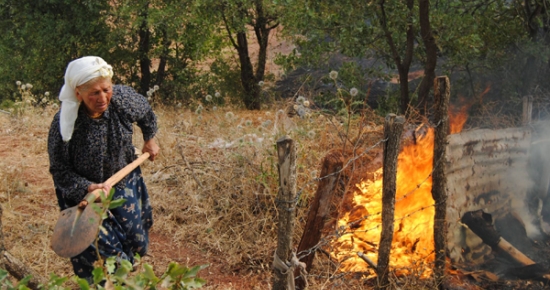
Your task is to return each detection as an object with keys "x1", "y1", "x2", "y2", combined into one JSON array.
[
  {"x1": 142, "y1": 138, "x2": 160, "y2": 161},
  {"x1": 78, "y1": 182, "x2": 112, "y2": 208}
]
